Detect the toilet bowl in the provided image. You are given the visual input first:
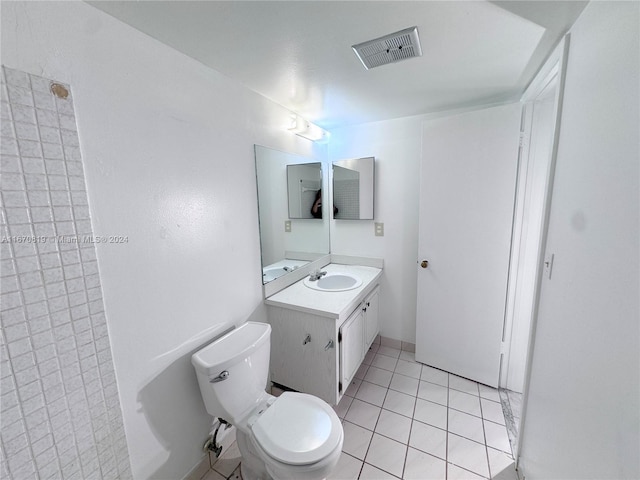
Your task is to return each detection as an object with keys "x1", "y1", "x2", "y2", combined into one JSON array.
[{"x1": 192, "y1": 322, "x2": 343, "y2": 480}]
